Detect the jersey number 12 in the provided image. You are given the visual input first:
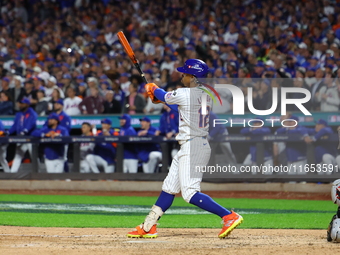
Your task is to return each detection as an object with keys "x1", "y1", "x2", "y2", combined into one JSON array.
[{"x1": 198, "y1": 106, "x2": 210, "y2": 128}]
